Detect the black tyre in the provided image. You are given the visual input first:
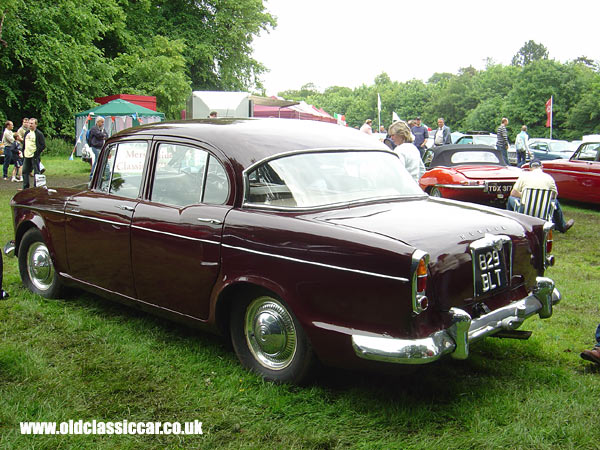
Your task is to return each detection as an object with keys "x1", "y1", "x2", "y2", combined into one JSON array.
[
  {"x1": 18, "y1": 228, "x2": 62, "y2": 298},
  {"x1": 429, "y1": 187, "x2": 443, "y2": 198},
  {"x1": 230, "y1": 292, "x2": 316, "y2": 384}
]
